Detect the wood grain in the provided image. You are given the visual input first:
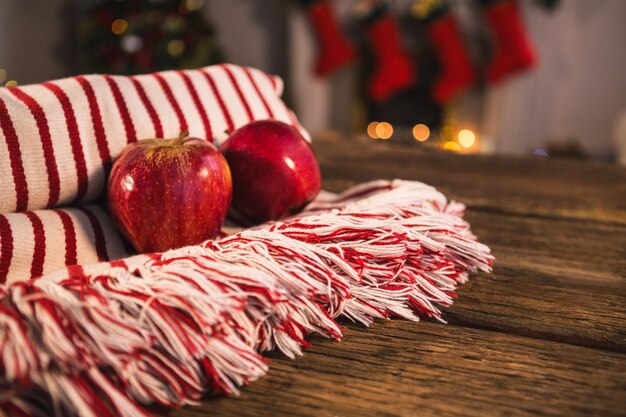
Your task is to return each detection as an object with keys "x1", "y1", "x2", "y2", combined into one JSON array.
[
  {"x1": 158, "y1": 137, "x2": 626, "y2": 417},
  {"x1": 314, "y1": 136, "x2": 626, "y2": 225},
  {"x1": 445, "y1": 210, "x2": 626, "y2": 351},
  {"x1": 463, "y1": 210, "x2": 626, "y2": 282},
  {"x1": 168, "y1": 322, "x2": 626, "y2": 417}
]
